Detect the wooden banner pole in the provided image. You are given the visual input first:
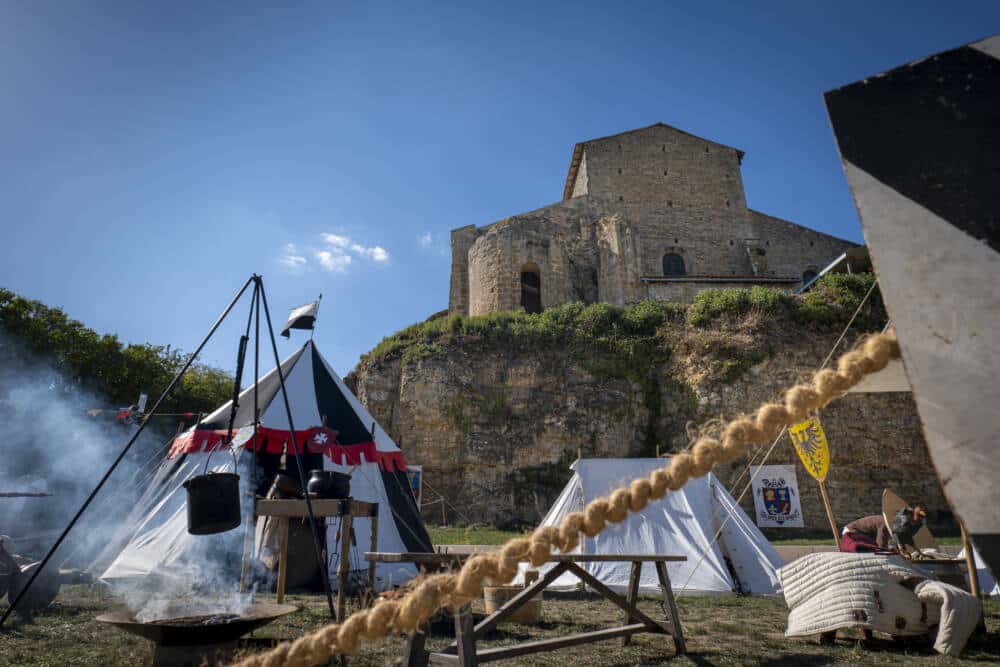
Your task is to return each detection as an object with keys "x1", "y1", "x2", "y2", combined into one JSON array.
[
  {"x1": 958, "y1": 517, "x2": 982, "y2": 599},
  {"x1": 818, "y1": 480, "x2": 840, "y2": 550}
]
